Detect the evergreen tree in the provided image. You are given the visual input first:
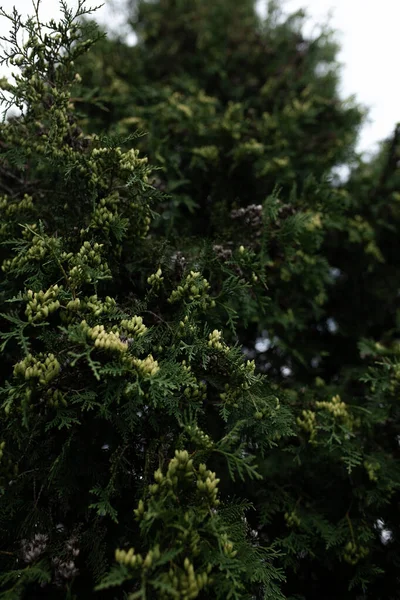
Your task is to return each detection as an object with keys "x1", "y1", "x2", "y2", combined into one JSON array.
[
  {"x1": 0, "y1": 2, "x2": 290, "y2": 598},
  {"x1": 0, "y1": 1, "x2": 399, "y2": 599},
  {"x1": 73, "y1": 1, "x2": 400, "y2": 598}
]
